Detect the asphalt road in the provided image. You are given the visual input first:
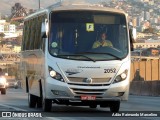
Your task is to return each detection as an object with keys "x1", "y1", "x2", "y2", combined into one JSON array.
[{"x1": 0, "y1": 88, "x2": 160, "y2": 120}]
